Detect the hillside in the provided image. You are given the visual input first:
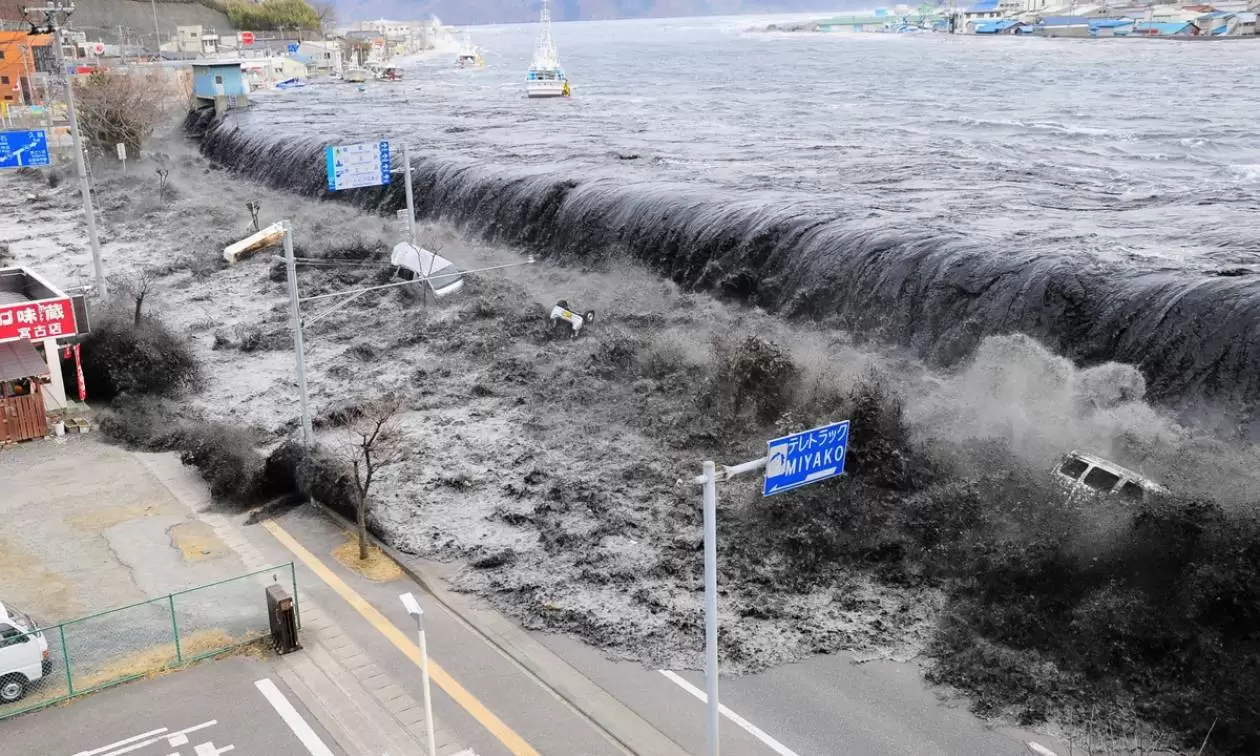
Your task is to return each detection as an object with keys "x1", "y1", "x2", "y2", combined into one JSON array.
[
  {"x1": 0, "y1": 0, "x2": 233, "y2": 46},
  {"x1": 334, "y1": 0, "x2": 857, "y2": 25}
]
